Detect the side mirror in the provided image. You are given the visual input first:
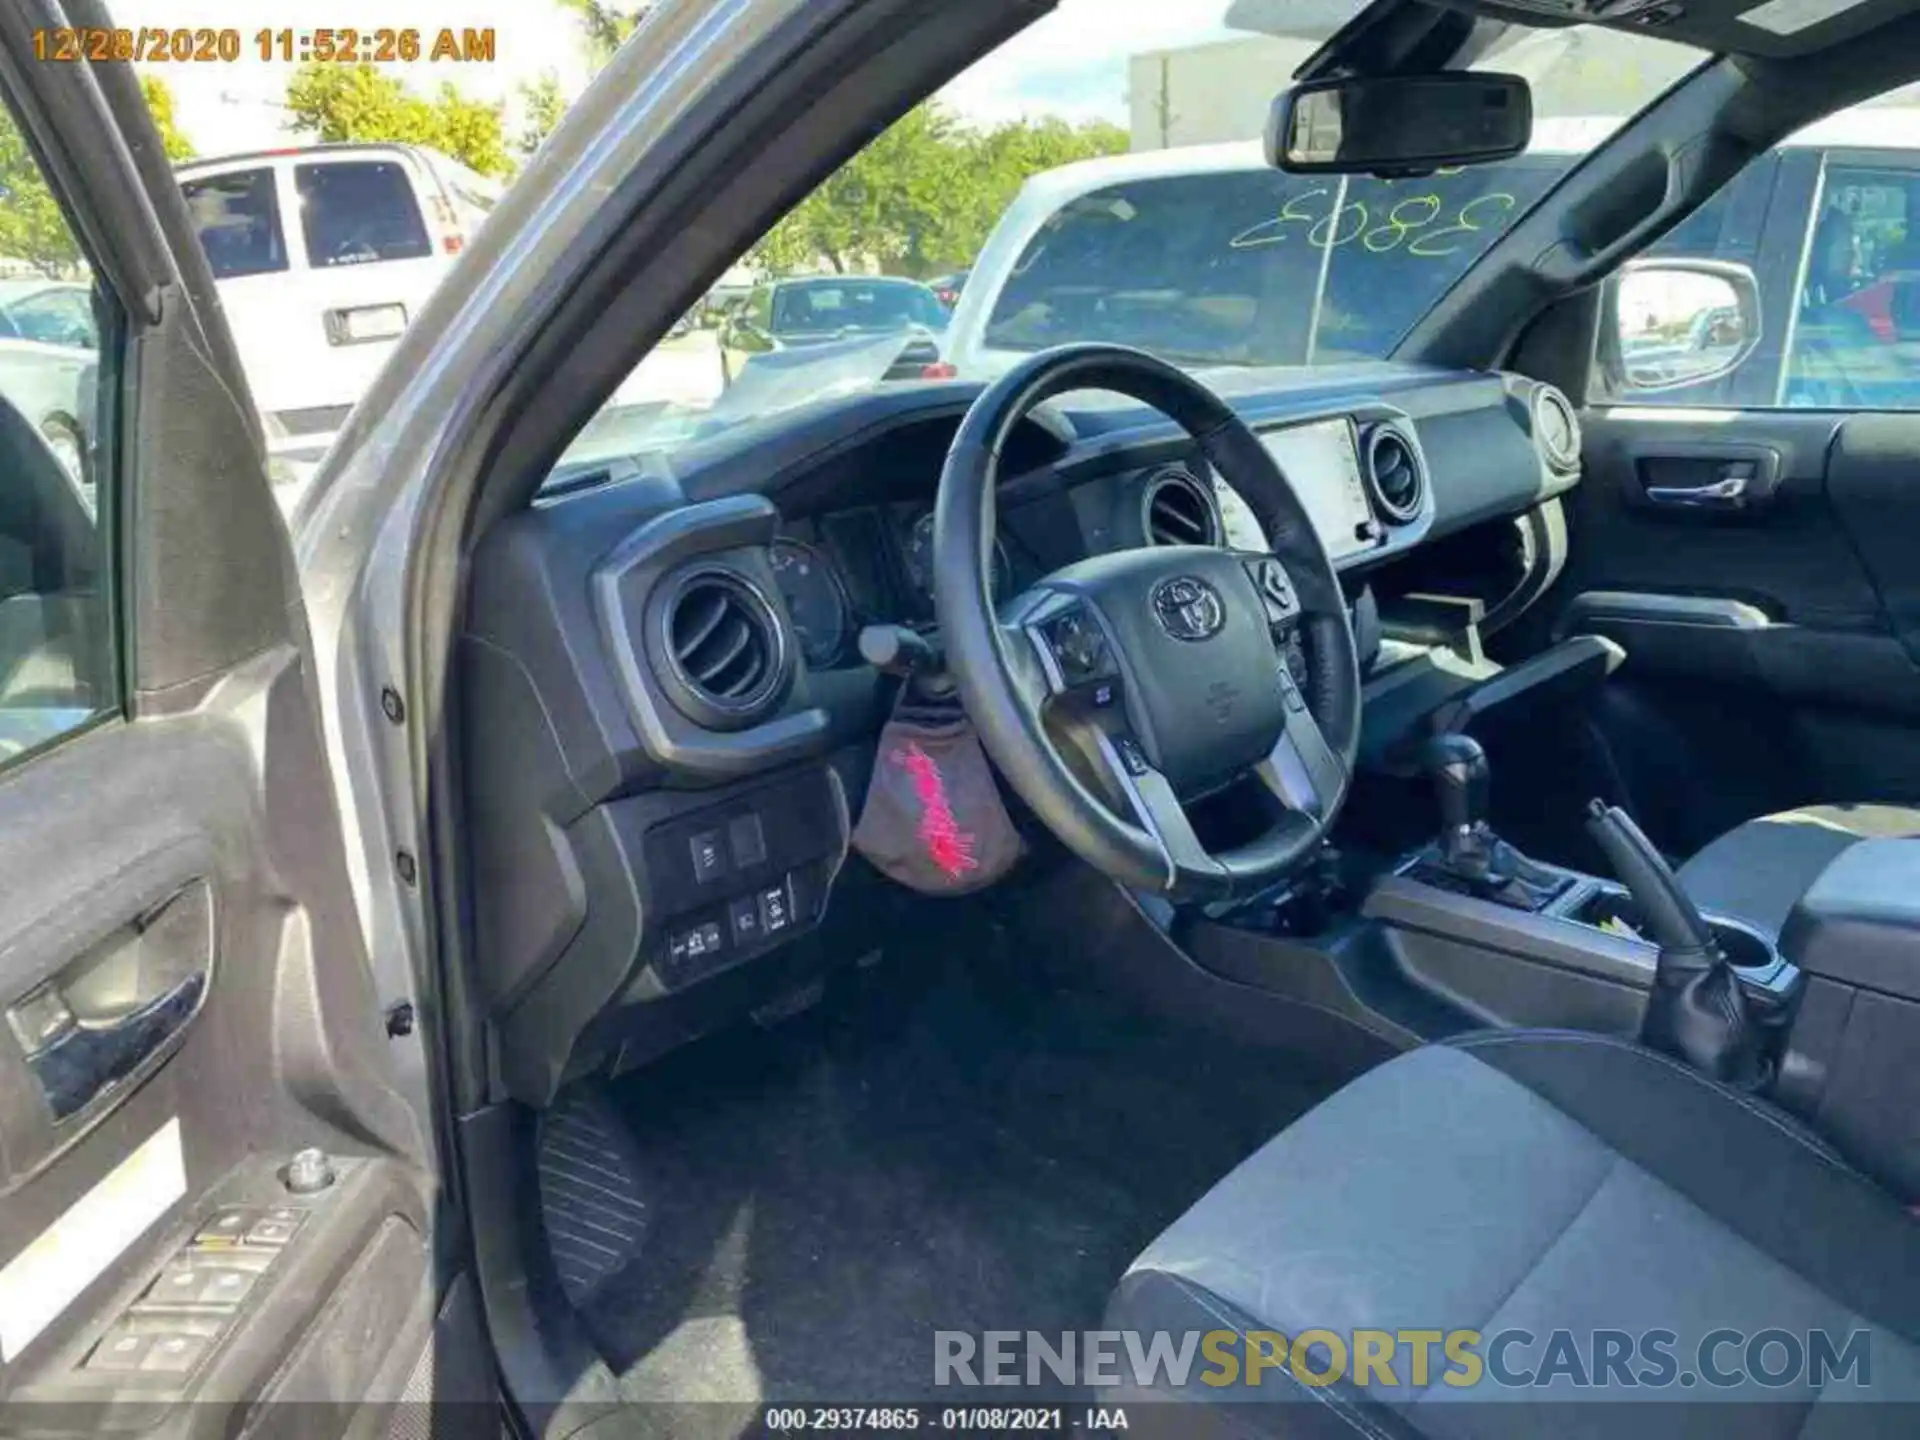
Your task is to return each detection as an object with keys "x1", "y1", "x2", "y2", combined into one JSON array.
[
  {"x1": 1607, "y1": 259, "x2": 1762, "y2": 393},
  {"x1": 1267, "y1": 73, "x2": 1532, "y2": 176}
]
